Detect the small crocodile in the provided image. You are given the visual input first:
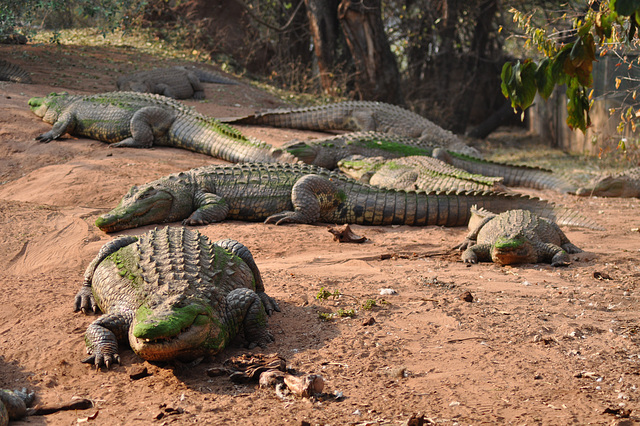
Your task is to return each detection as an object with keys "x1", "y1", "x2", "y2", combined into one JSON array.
[
  {"x1": 28, "y1": 92, "x2": 295, "y2": 164},
  {"x1": 220, "y1": 100, "x2": 481, "y2": 157},
  {"x1": 280, "y1": 131, "x2": 577, "y2": 193},
  {"x1": 94, "y1": 162, "x2": 603, "y2": 233},
  {"x1": 0, "y1": 388, "x2": 34, "y2": 426},
  {"x1": 576, "y1": 167, "x2": 640, "y2": 198},
  {"x1": 456, "y1": 206, "x2": 583, "y2": 266},
  {"x1": 116, "y1": 66, "x2": 237, "y2": 100},
  {"x1": 74, "y1": 226, "x2": 279, "y2": 368},
  {"x1": 338, "y1": 155, "x2": 507, "y2": 193},
  {"x1": 0, "y1": 59, "x2": 31, "y2": 83}
]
